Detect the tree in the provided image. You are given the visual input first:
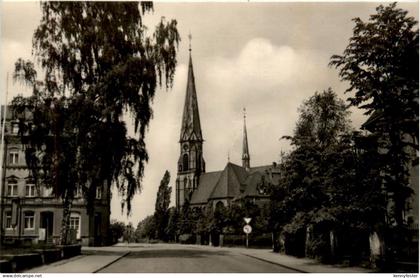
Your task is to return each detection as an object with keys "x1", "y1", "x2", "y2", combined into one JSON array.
[
  {"x1": 109, "y1": 219, "x2": 126, "y2": 244},
  {"x1": 271, "y1": 89, "x2": 360, "y2": 259},
  {"x1": 330, "y1": 3, "x2": 418, "y2": 226},
  {"x1": 135, "y1": 215, "x2": 156, "y2": 241},
  {"x1": 11, "y1": 2, "x2": 179, "y2": 244},
  {"x1": 123, "y1": 222, "x2": 135, "y2": 243},
  {"x1": 154, "y1": 170, "x2": 172, "y2": 241},
  {"x1": 165, "y1": 207, "x2": 179, "y2": 242}
]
